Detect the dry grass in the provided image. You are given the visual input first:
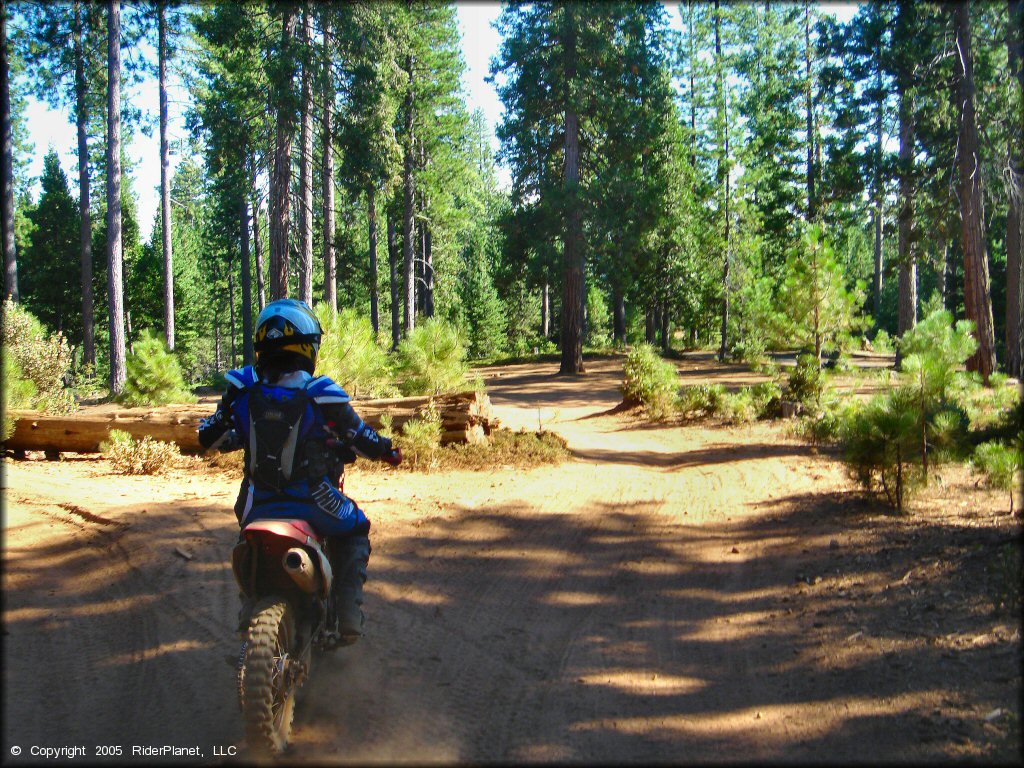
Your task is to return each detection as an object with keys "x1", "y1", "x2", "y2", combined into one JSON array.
[{"x1": 202, "y1": 428, "x2": 571, "y2": 477}]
